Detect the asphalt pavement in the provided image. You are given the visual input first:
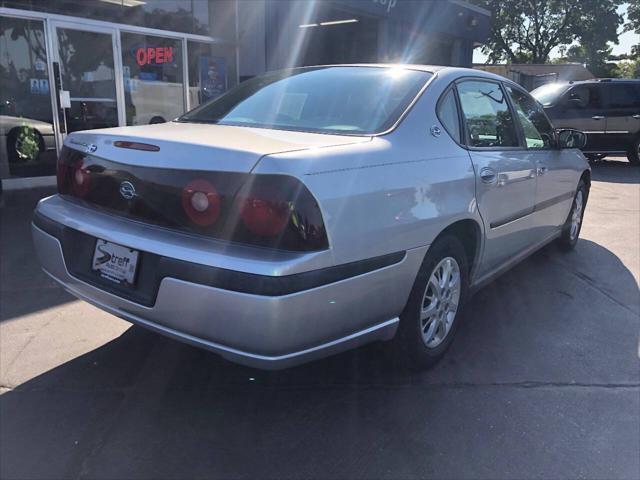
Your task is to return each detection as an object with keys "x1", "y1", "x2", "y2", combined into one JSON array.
[{"x1": 1, "y1": 158, "x2": 639, "y2": 479}]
